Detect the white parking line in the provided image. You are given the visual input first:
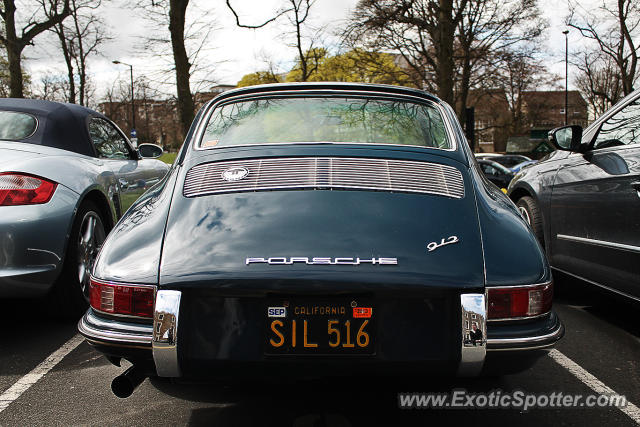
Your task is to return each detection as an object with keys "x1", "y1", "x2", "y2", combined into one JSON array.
[
  {"x1": 549, "y1": 349, "x2": 640, "y2": 424},
  {"x1": 0, "y1": 334, "x2": 84, "y2": 414}
]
